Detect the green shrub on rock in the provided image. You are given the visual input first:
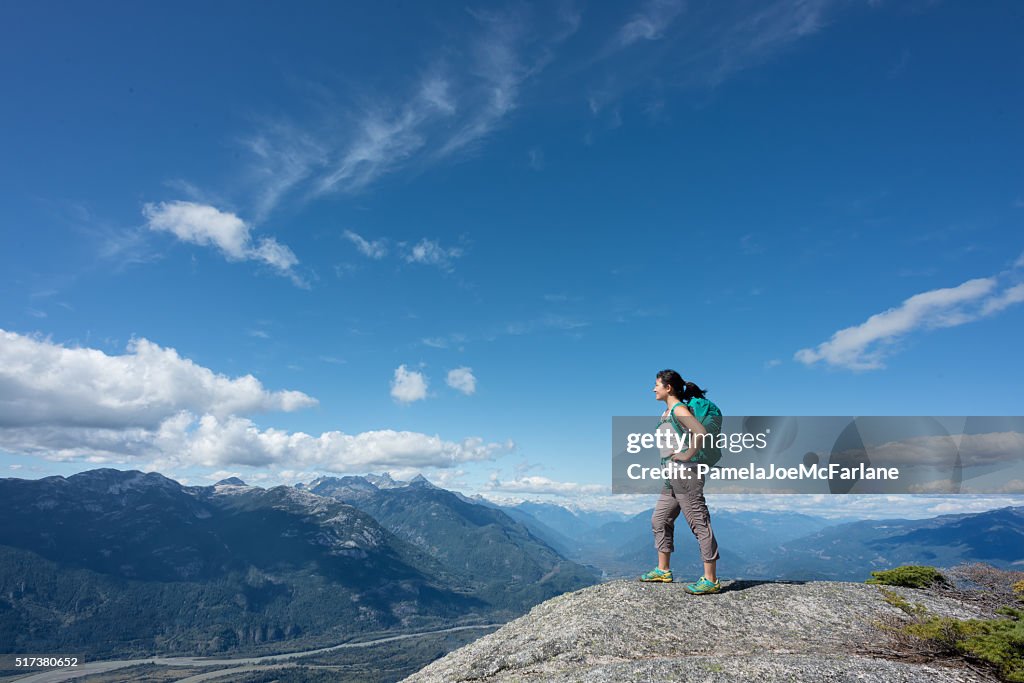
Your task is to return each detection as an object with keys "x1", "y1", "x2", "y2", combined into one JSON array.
[
  {"x1": 866, "y1": 565, "x2": 948, "y2": 589},
  {"x1": 905, "y1": 607, "x2": 1024, "y2": 682}
]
